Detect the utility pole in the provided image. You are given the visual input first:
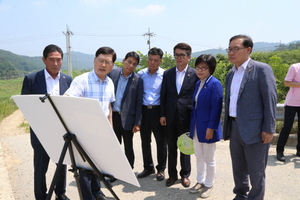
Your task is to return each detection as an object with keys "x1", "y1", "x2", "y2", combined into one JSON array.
[
  {"x1": 143, "y1": 28, "x2": 155, "y2": 50},
  {"x1": 63, "y1": 25, "x2": 73, "y2": 77}
]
